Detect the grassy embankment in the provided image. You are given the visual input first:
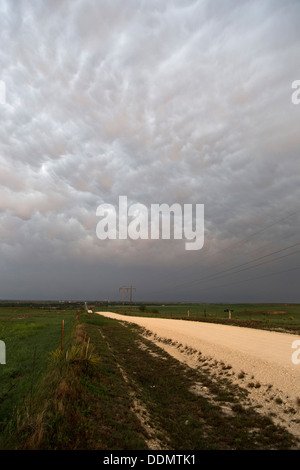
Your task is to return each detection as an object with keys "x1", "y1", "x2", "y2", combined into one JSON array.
[{"x1": 0, "y1": 304, "x2": 299, "y2": 450}]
